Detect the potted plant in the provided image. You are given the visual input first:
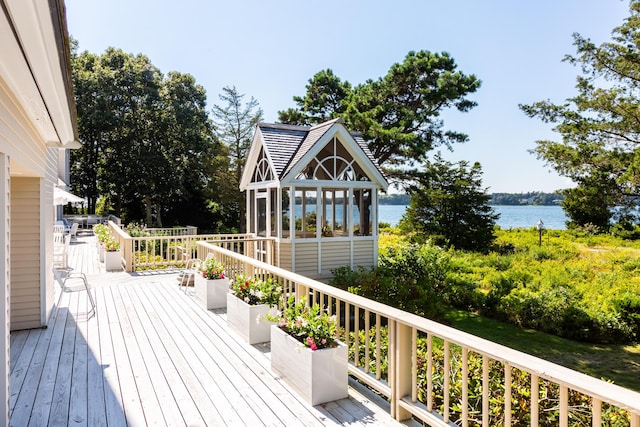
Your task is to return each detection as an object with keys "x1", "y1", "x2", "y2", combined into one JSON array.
[
  {"x1": 194, "y1": 257, "x2": 229, "y2": 309},
  {"x1": 269, "y1": 296, "x2": 348, "y2": 405},
  {"x1": 93, "y1": 223, "x2": 109, "y2": 262},
  {"x1": 227, "y1": 274, "x2": 281, "y2": 344},
  {"x1": 104, "y1": 238, "x2": 122, "y2": 271}
]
